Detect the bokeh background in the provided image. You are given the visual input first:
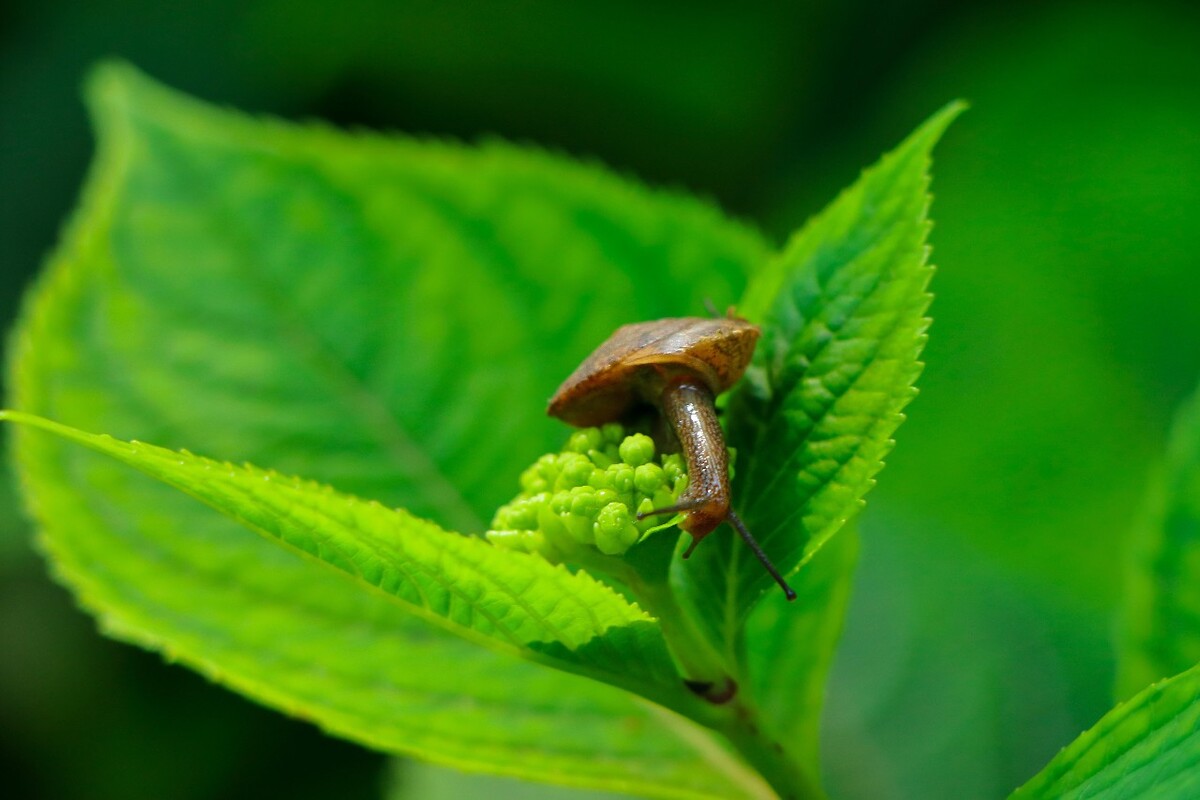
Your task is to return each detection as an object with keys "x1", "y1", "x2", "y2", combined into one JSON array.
[{"x1": 2, "y1": 1, "x2": 1198, "y2": 798}]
